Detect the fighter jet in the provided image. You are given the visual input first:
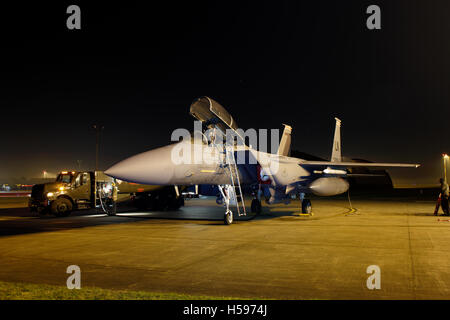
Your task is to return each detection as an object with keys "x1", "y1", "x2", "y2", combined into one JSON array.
[{"x1": 105, "y1": 97, "x2": 419, "y2": 225}]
